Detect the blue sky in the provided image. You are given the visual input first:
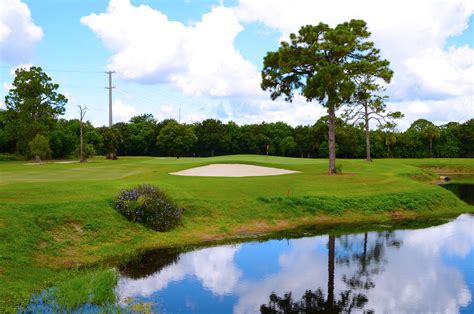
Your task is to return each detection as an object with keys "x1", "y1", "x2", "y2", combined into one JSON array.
[{"x1": 1, "y1": 0, "x2": 473, "y2": 128}]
